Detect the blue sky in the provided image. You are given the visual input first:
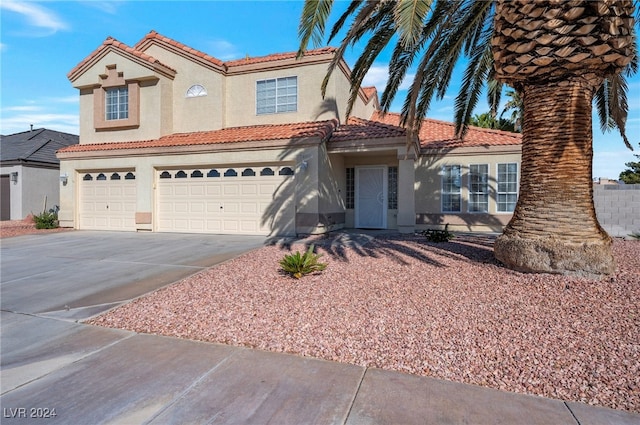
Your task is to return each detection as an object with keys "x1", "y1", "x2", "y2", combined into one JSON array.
[{"x1": 1, "y1": 0, "x2": 638, "y2": 179}]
